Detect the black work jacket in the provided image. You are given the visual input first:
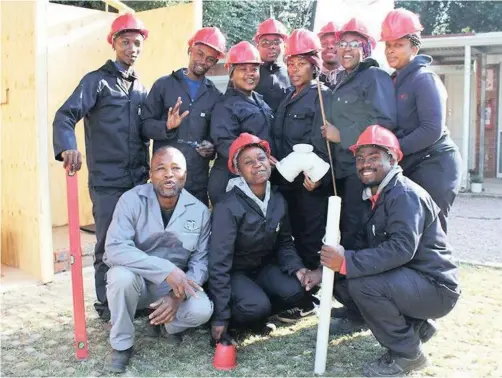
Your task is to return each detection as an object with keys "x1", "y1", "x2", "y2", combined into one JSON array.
[
  {"x1": 346, "y1": 172, "x2": 460, "y2": 295},
  {"x1": 254, "y1": 61, "x2": 291, "y2": 113},
  {"x1": 53, "y1": 60, "x2": 149, "y2": 188},
  {"x1": 210, "y1": 88, "x2": 274, "y2": 171},
  {"x1": 140, "y1": 69, "x2": 222, "y2": 192},
  {"x1": 271, "y1": 81, "x2": 332, "y2": 191},
  {"x1": 328, "y1": 59, "x2": 396, "y2": 178},
  {"x1": 208, "y1": 186, "x2": 305, "y2": 325}
]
